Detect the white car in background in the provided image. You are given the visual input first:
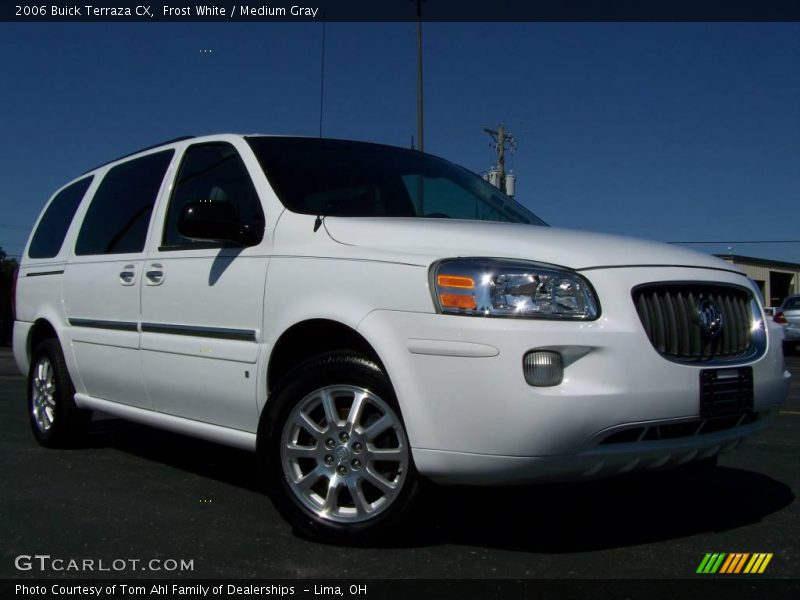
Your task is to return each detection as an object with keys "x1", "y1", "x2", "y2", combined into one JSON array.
[
  {"x1": 12, "y1": 134, "x2": 790, "y2": 542},
  {"x1": 775, "y1": 295, "x2": 800, "y2": 353}
]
